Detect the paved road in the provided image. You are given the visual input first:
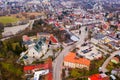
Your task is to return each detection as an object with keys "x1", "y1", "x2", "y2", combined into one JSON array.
[
  {"x1": 0, "y1": 18, "x2": 41, "y2": 41},
  {"x1": 53, "y1": 27, "x2": 88, "y2": 80},
  {"x1": 101, "y1": 50, "x2": 120, "y2": 73},
  {"x1": 29, "y1": 18, "x2": 41, "y2": 30}
]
